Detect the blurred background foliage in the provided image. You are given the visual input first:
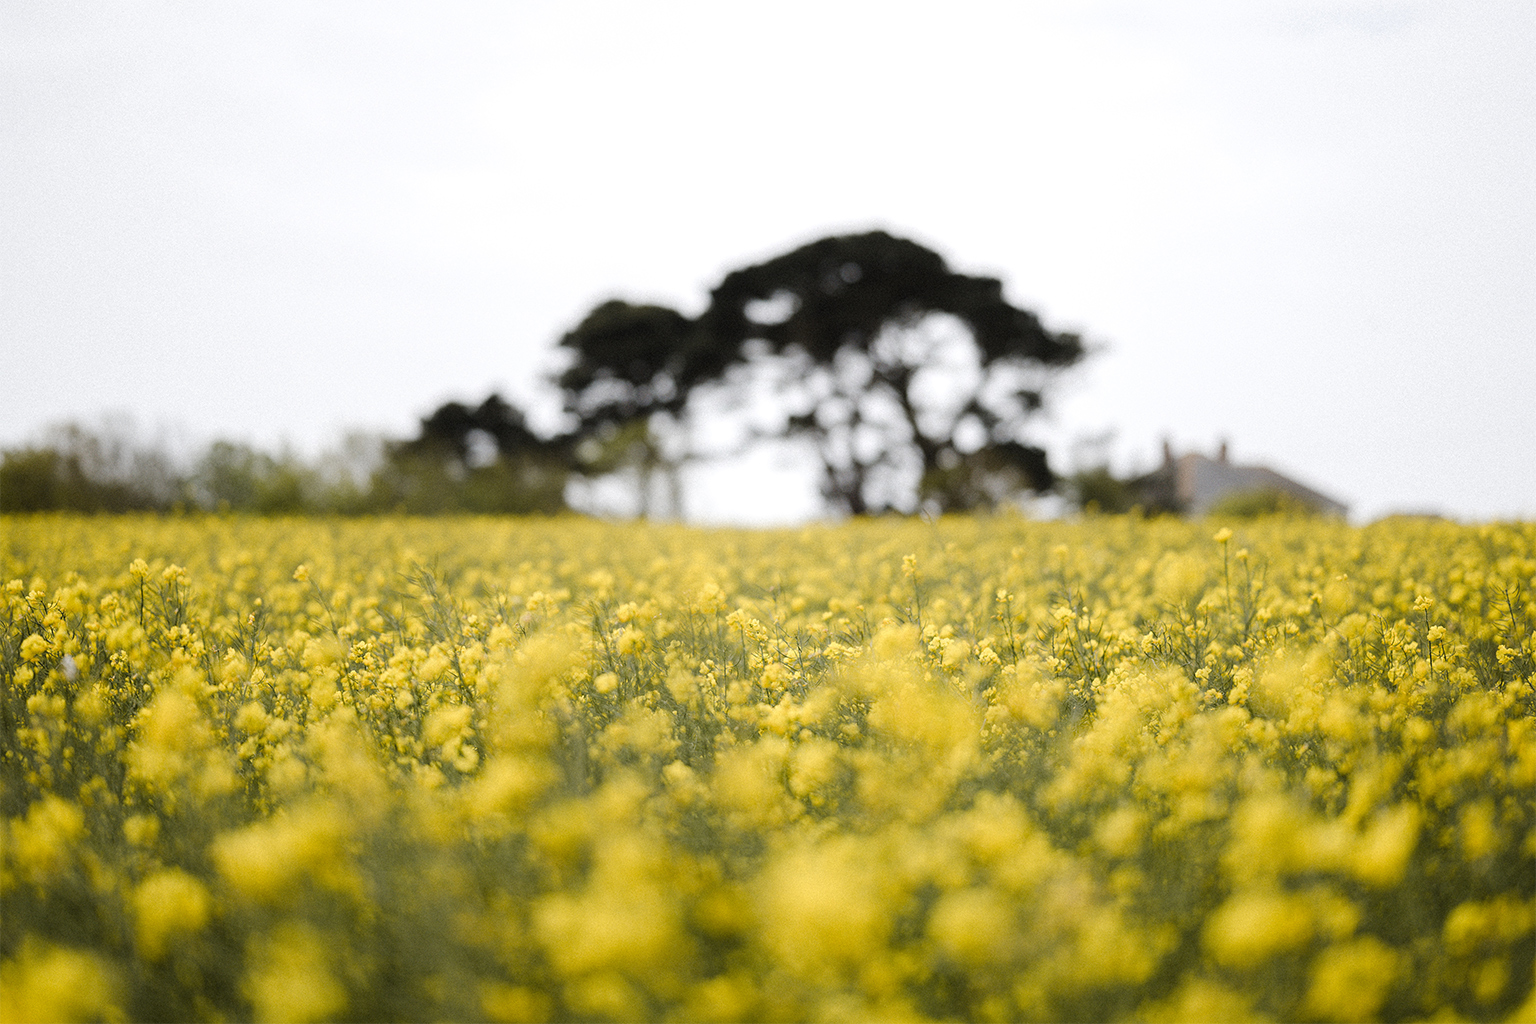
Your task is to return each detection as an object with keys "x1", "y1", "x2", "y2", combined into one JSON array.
[
  {"x1": 0, "y1": 408, "x2": 569, "y2": 517},
  {"x1": 6, "y1": 232, "x2": 1108, "y2": 519},
  {"x1": 3, "y1": 234, "x2": 1118, "y2": 521},
  {"x1": 558, "y1": 231, "x2": 1084, "y2": 517}
]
